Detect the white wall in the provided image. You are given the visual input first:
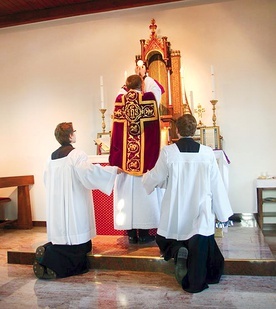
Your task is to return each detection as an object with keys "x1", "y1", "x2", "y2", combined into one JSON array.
[{"x1": 0, "y1": 0, "x2": 275, "y2": 221}]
